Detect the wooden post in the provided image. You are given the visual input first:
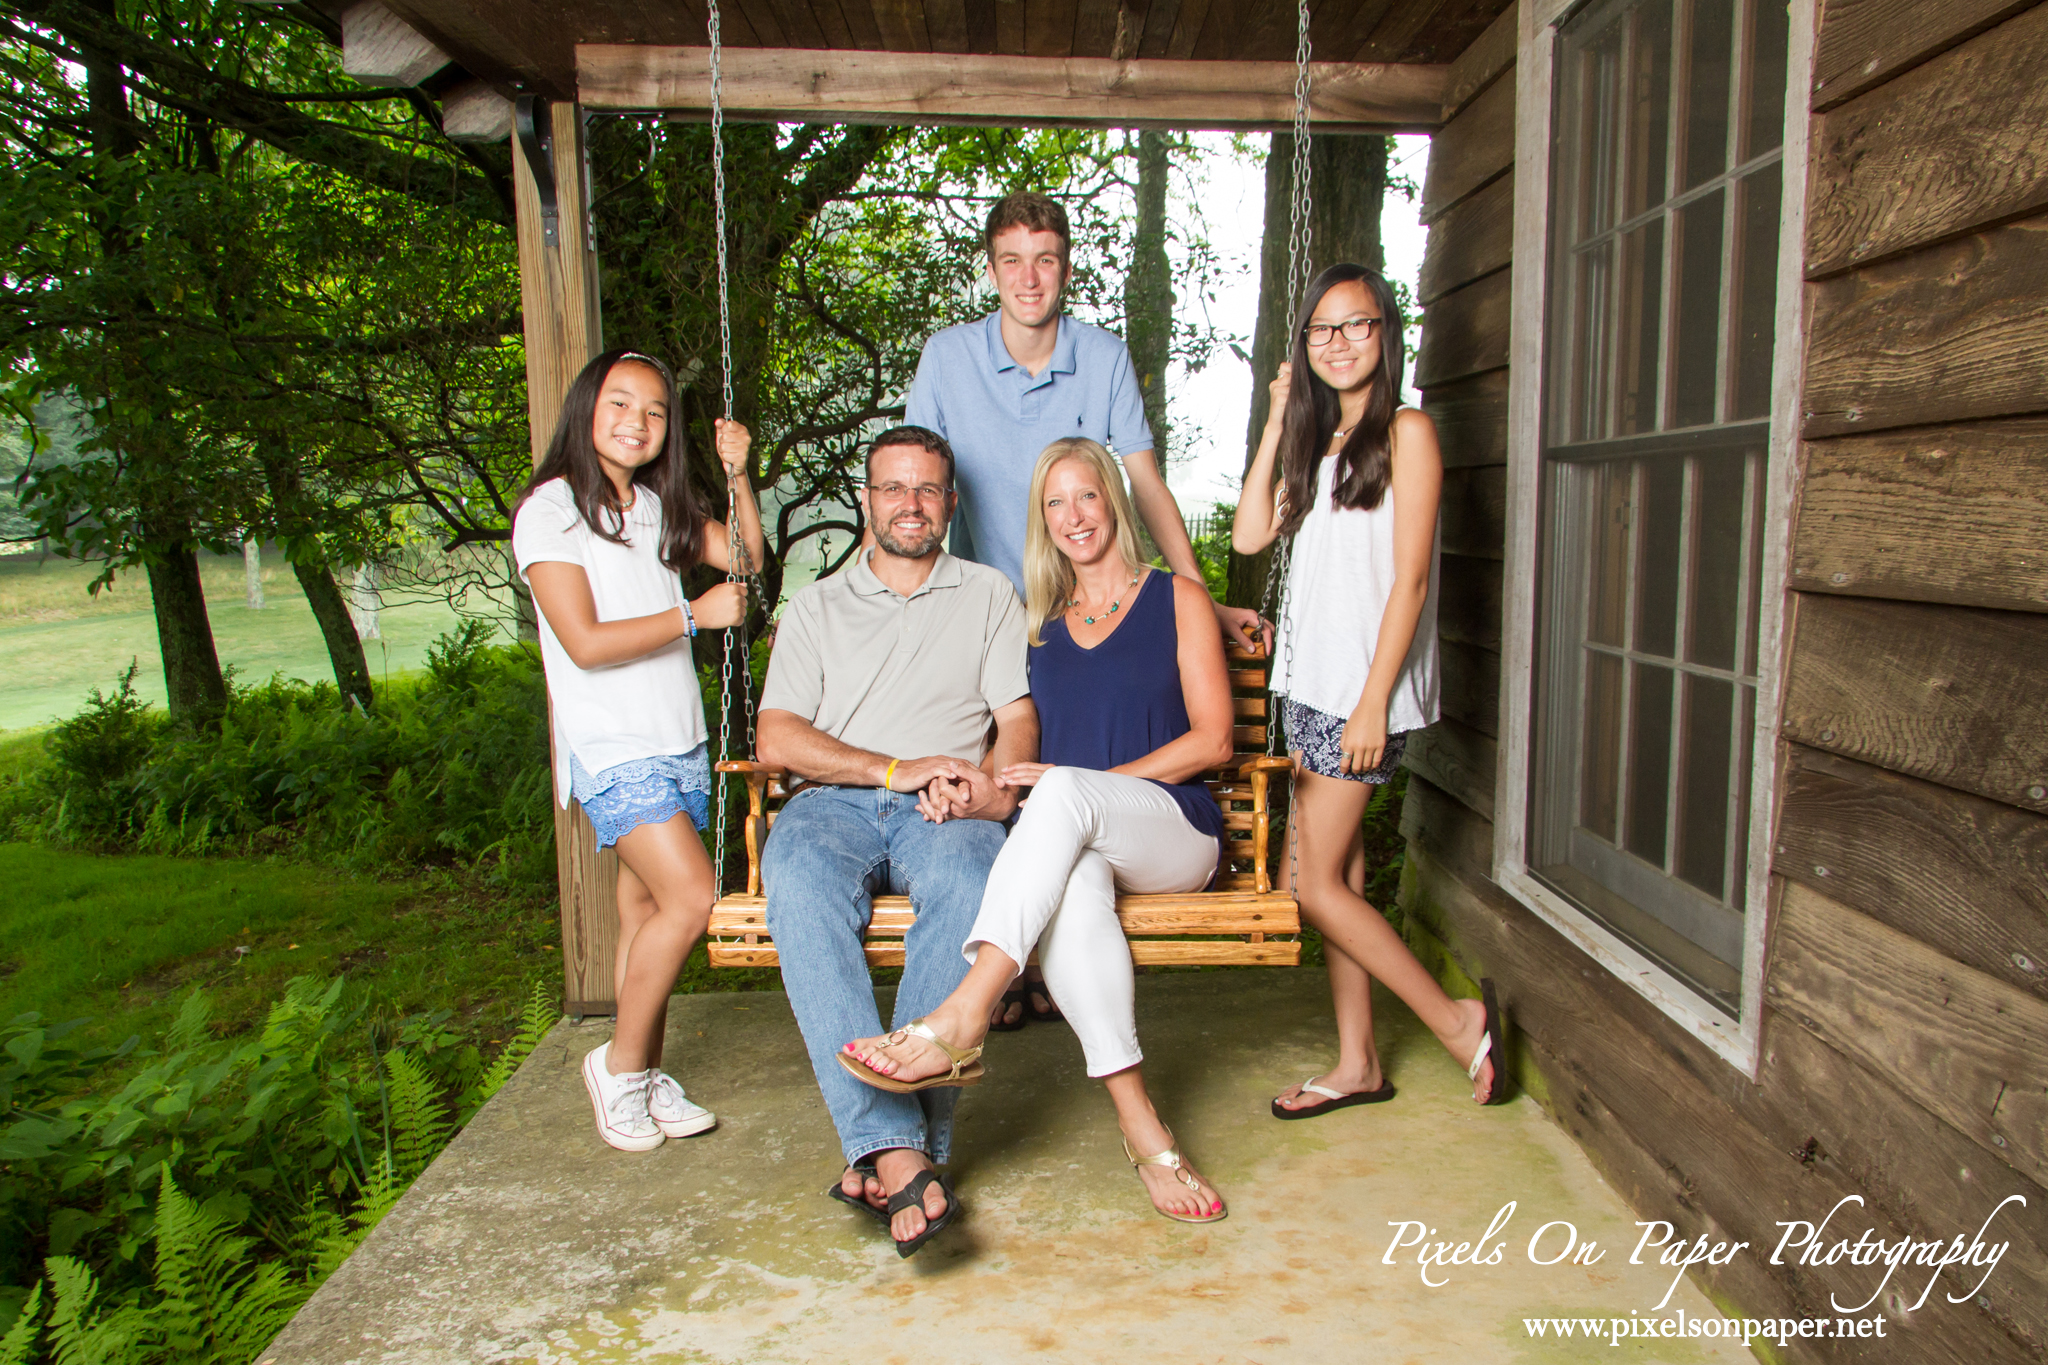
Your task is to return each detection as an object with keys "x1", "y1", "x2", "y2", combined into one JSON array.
[{"x1": 513, "y1": 99, "x2": 616, "y2": 1017}]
